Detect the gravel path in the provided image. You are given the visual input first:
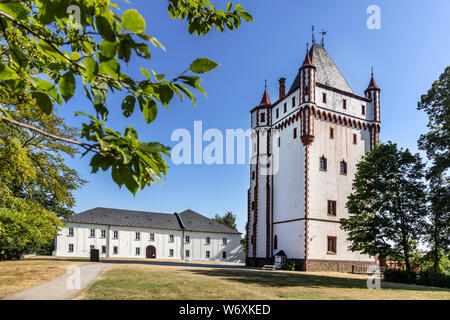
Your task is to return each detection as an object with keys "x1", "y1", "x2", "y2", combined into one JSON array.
[{"x1": 3, "y1": 263, "x2": 112, "y2": 300}]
